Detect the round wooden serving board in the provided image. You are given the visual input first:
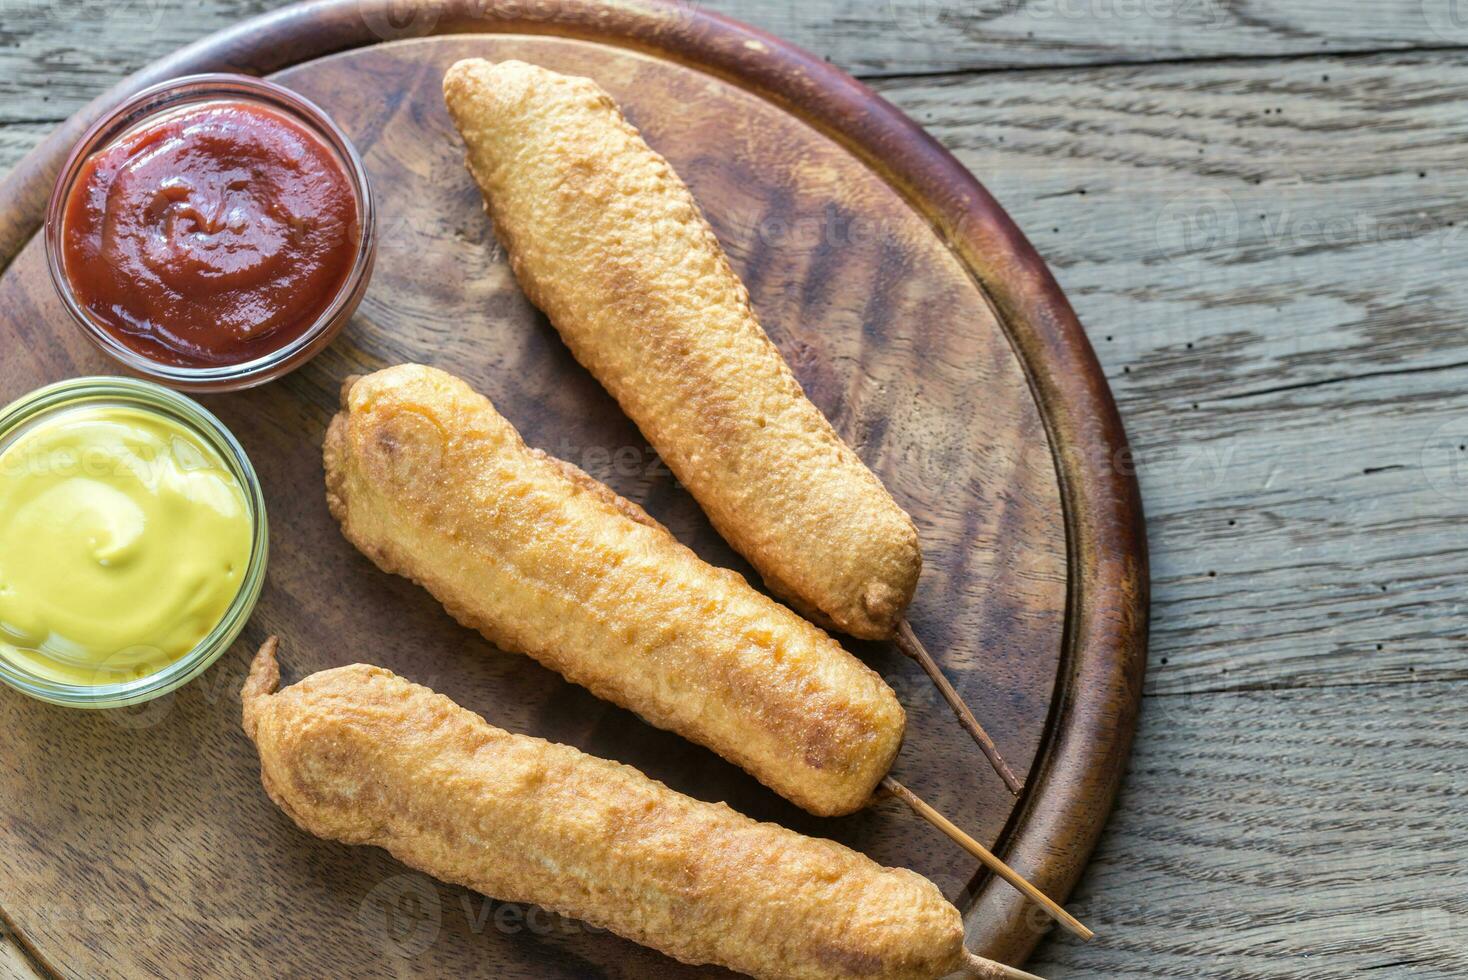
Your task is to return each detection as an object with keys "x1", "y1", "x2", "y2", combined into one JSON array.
[{"x1": 0, "y1": 2, "x2": 1147, "y2": 977}]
